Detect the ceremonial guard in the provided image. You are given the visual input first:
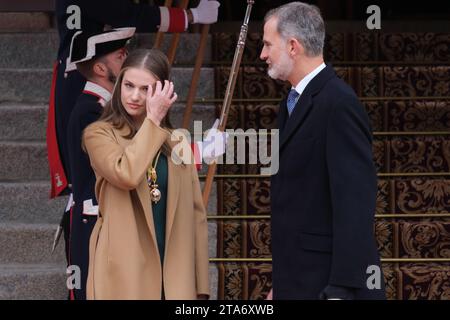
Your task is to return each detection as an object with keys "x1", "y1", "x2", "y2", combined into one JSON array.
[{"x1": 65, "y1": 27, "x2": 136, "y2": 299}]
